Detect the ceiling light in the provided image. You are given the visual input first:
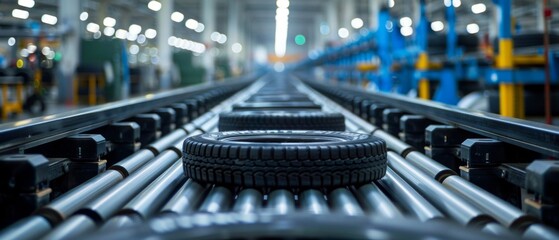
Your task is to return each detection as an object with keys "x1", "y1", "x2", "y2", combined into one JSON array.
[
  {"x1": 104, "y1": 27, "x2": 115, "y2": 36},
  {"x1": 466, "y1": 23, "x2": 479, "y2": 34},
  {"x1": 400, "y1": 26, "x2": 413, "y2": 36},
  {"x1": 195, "y1": 23, "x2": 205, "y2": 33},
  {"x1": 148, "y1": 0, "x2": 162, "y2": 11},
  {"x1": 338, "y1": 28, "x2": 349, "y2": 38},
  {"x1": 12, "y1": 9, "x2": 29, "y2": 19},
  {"x1": 430, "y1": 21, "x2": 444, "y2": 32},
  {"x1": 18, "y1": 0, "x2": 34, "y2": 8},
  {"x1": 276, "y1": 0, "x2": 289, "y2": 8},
  {"x1": 185, "y1": 19, "x2": 198, "y2": 29},
  {"x1": 129, "y1": 24, "x2": 142, "y2": 35},
  {"x1": 86, "y1": 23, "x2": 100, "y2": 33},
  {"x1": 145, "y1": 28, "x2": 157, "y2": 39},
  {"x1": 453, "y1": 0, "x2": 461, "y2": 7},
  {"x1": 103, "y1": 17, "x2": 116, "y2": 27},
  {"x1": 399, "y1": 17, "x2": 412, "y2": 27},
  {"x1": 351, "y1": 18, "x2": 364, "y2": 29},
  {"x1": 8, "y1": 37, "x2": 16, "y2": 46},
  {"x1": 471, "y1": 3, "x2": 486, "y2": 14},
  {"x1": 41, "y1": 14, "x2": 57, "y2": 25},
  {"x1": 80, "y1": 12, "x2": 88, "y2": 21},
  {"x1": 231, "y1": 43, "x2": 242, "y2": 53},
  {"x1": 389, "y1": 0, "x2": 395, "y2": 8},
  {"x1": 171, "y1": 12, "x2": 184, "y2": 22},
  {"x1": 115, "y1": 29, "x2": 127, "y2": 39}
]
